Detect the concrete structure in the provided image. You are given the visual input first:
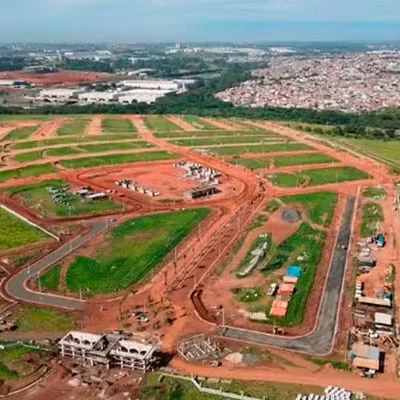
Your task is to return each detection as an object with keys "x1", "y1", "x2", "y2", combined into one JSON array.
[
  {"x1": 118, "y1": 89, "x2": 173, "y2": 104},
  {"x1": 374, "y1": 312, "x2": 393, "y2": 327},
  {"x1": 59, "y1": 331, "x2": 159, "y2": 372},
  {"x1": 39, "y1": 88, "x2": 79, "y2": 102},
  {"x1": 177, "y1": 334, "x2": 219, "y2": 362},
  {"x1": 78, "y1": 91, "x2": 117, "y2": 104},
  {"x1": 0, "y1": 79, "x2": 17, "y2": 87},
  {"x1": 358, "y1": 296, "x2": 391, "y2": 308},
  {"x1": 350, "y1": 343, "x2": 381, "y2": 371},
  {"x1": 184, "y1": 185, "x2": 218, "y2": 199}
]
